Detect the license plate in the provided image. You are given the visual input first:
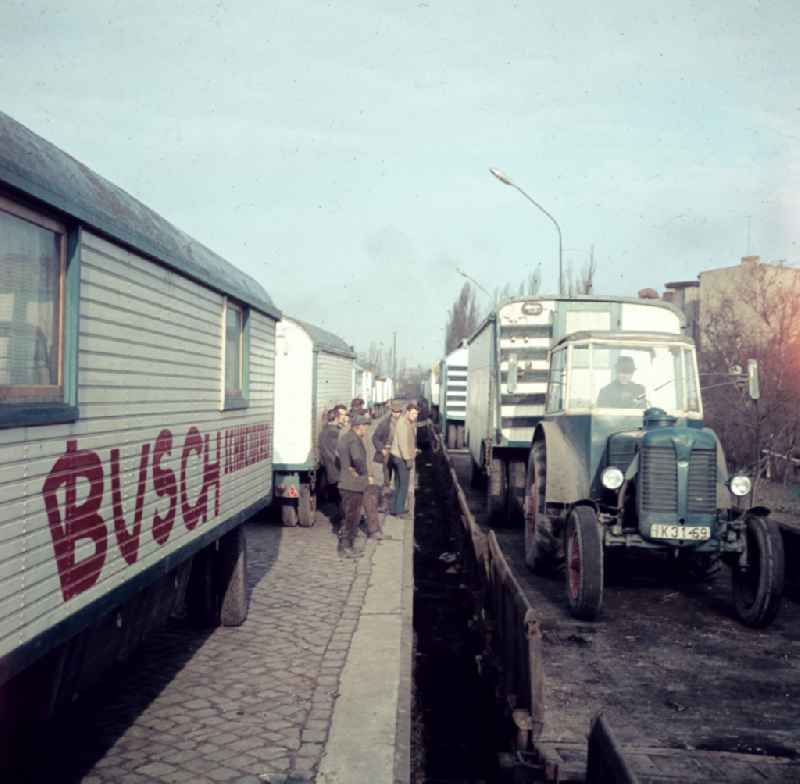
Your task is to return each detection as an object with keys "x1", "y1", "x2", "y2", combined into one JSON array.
[{"x1": 650, "y1": 524, "x2": 711, "y2": 541}]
